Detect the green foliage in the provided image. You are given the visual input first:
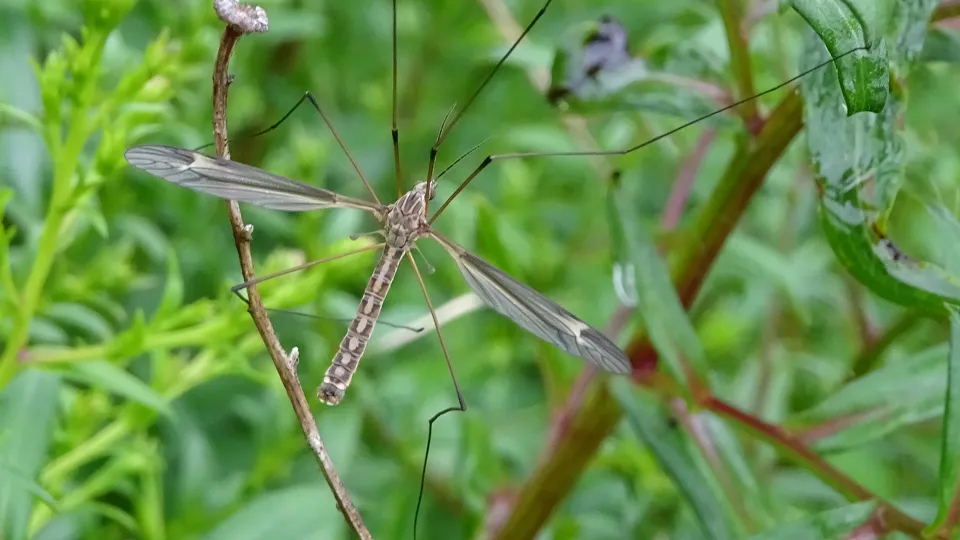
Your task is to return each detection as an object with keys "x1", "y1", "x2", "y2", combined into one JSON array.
[{"x1": 3, "y1": 0, "x2": 960, "y2": 538}]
